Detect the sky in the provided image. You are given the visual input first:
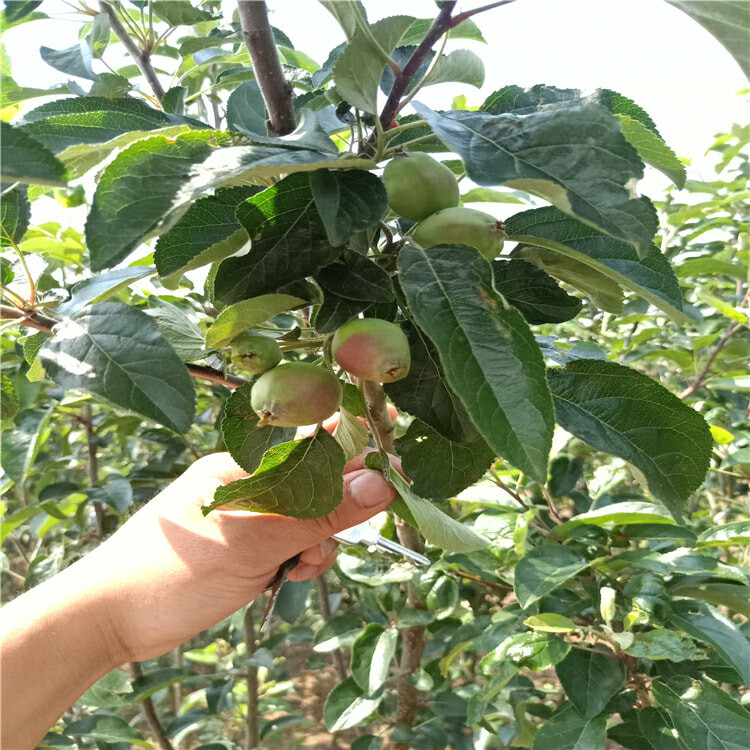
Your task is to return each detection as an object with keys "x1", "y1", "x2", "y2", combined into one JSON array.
[{"x1": 3, "y1": 0, "x2": 748, "y2": 208}]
